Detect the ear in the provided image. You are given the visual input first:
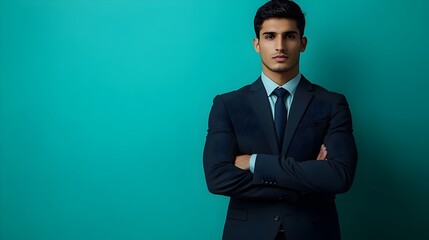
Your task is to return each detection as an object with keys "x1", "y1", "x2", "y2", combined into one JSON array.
[
  {"x1": 253, "y1": 38, "x2": 260, "y2": 53},
  {"x1": 300, "y1": 36, "x2": 307, "y2": 52}
]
